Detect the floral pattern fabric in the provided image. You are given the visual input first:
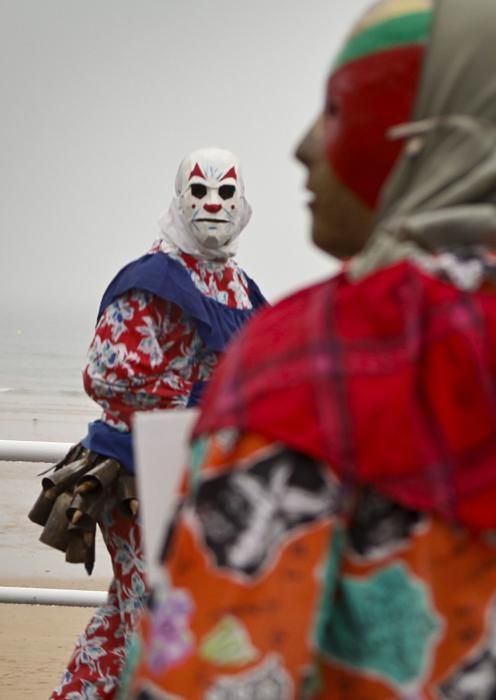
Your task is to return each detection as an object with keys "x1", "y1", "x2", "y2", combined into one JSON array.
[
  {"x1": 123, "y1": 431, "x2": 496, "y2": 700},
  {"x1": 51, "y1": 503, "x2": 146, "y2": 700},
  {"x1": 84, "y1": 247, "x2": 253, "y2": 432}
]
